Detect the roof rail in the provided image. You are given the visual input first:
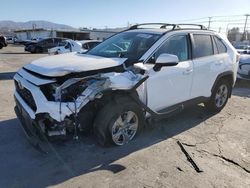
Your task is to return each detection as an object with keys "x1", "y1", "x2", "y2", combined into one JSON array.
[
  {"x1": 129, "y1": 23, "x2": 176, "y2": 30},
  {"x1": 173, "y1": 24, "x2": 207, "y2": 30},
  {"x1": 129, "y1": 23, "x2": 207, "y2": 30}
]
